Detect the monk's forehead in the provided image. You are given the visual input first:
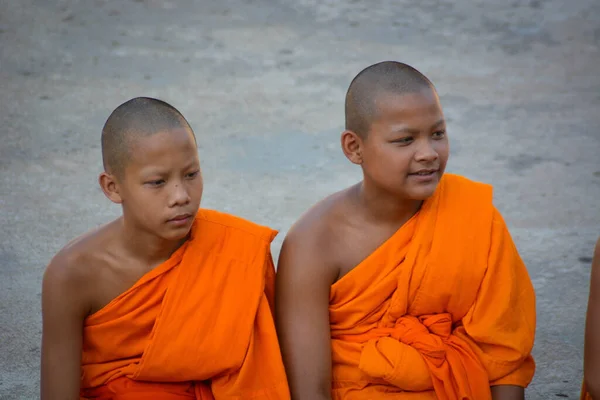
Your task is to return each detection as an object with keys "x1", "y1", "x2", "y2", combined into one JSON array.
[
  {"x1": 119, "y1": 127, "x2": 197, "y2": 174},
  {"x1": 370, "y1": 87, "x2": 439, "y2": 115},
  {"x1": 124, "y1": 126, "x2": 194, "y2": 151}
]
